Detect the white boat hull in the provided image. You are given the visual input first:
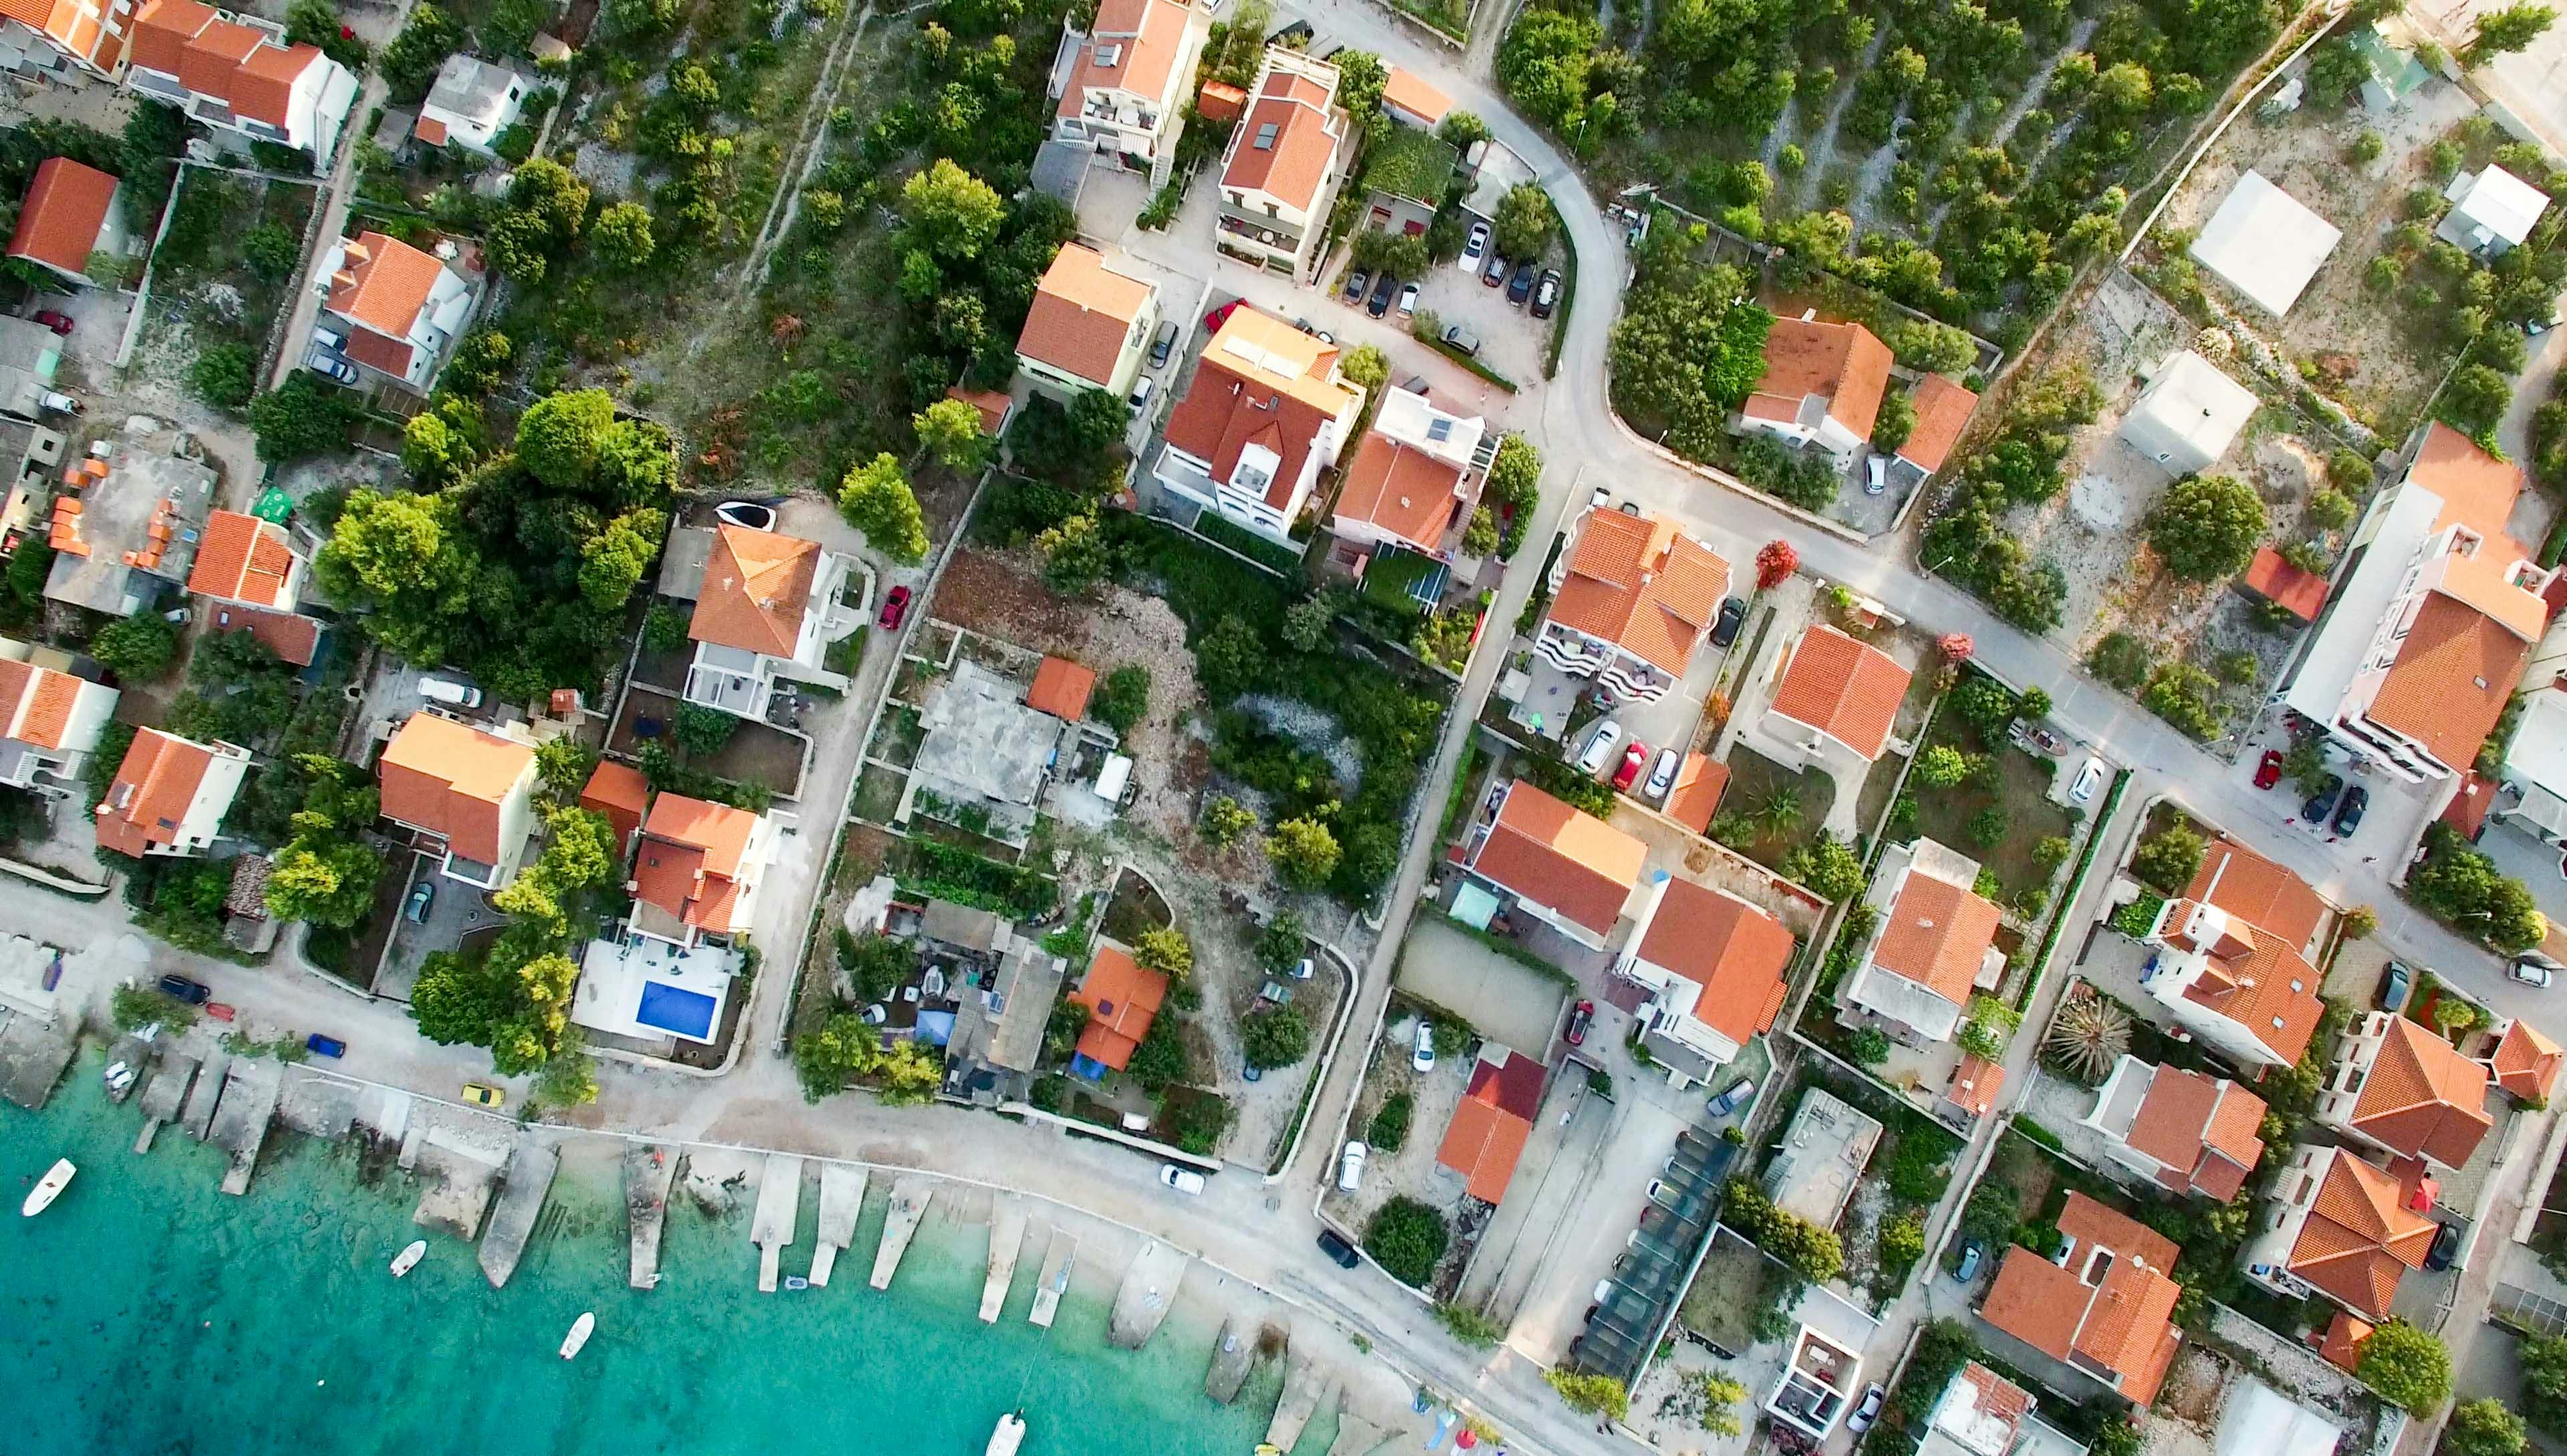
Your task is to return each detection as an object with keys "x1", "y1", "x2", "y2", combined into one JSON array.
[
  {"x1": 390, "y1": 1240, "x2": 427, "y2": 1278},
  {"x1": 560, "y1": 1312, "x2": 595, "y2": 1360},
  {"x1": 21, "y1": 1158, "x2": 73, "y2": 1217},
  {"x1": 986, "y1": 1413, "x2": 1025, "y2": 1456}
]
